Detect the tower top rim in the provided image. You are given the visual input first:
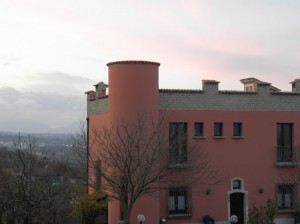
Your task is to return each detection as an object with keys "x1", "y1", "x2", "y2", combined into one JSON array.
[{"x1": 107, "y1": 60, "x2": 160, "y2": 66}]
